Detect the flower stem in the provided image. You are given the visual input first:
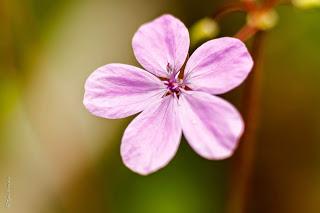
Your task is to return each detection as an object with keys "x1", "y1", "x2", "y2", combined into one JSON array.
[
  {"x1": 226, "y1": 31, "x2": 266, "y2": 213},
  {"x1": 212, "y1": 3, "x2": 246, "y2": 21},
  {"x1": 234, "y1": 25, "x2": 258, "y2": 42},
  {"x1": 0, "y1": 1, "x2": 17, "y2": 76},
  {"x1": 263, "y1": 0, "x2": 281, "y2": 9}
]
